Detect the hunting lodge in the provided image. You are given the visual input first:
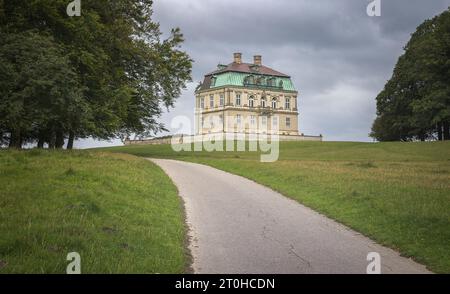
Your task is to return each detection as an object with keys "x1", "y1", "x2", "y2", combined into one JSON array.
[{"x1": 195, "y1": 53, "x2": 320, "y2": 141}]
